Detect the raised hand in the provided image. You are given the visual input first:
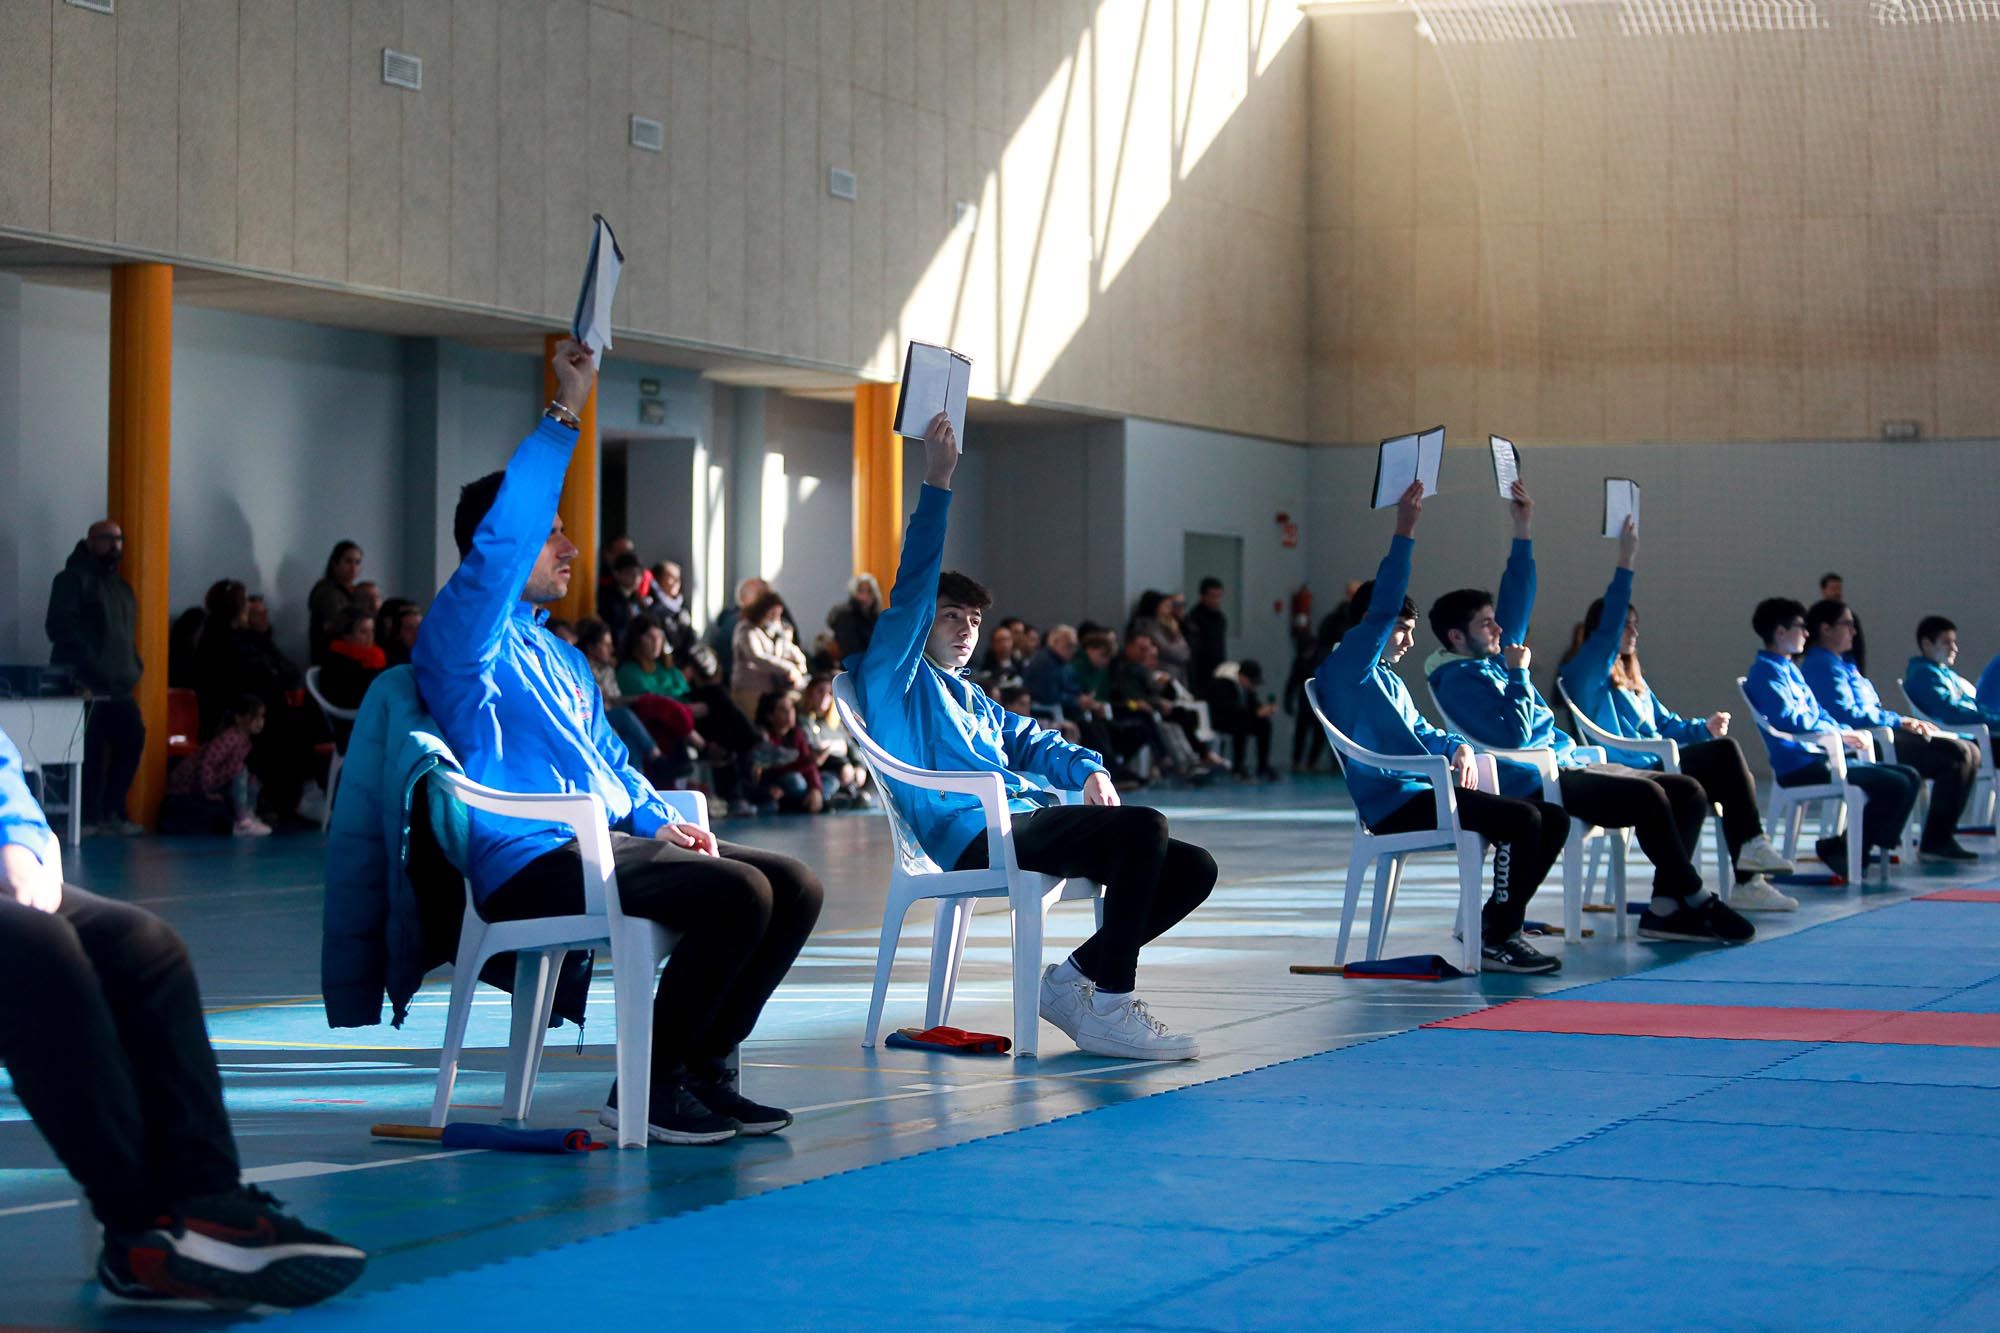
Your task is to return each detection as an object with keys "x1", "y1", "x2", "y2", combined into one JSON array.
[
  {"x1": 550, "y1": 338, "x2": 596, "y2": 414},
  {"x1": 1617, "y1": 515, "x2": 1639, "y2": 569},
  {"x1": 923, "y1": 411, "x2": 960, "y2": 490},
  {"x1": 1509, "y1": 480, "x2": 1534, "y2": 538},
  {"x1": 1706, "y1": 711, "x2": 1730, "y2": 738},
  {"x1": 1394, "y1": 479, "x2": 1424, "y2": 537},
  {"x1": 1503, "y1": 643, "x2": 1532, "y2": 671}
]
